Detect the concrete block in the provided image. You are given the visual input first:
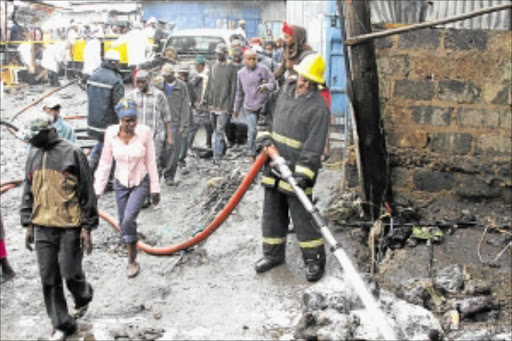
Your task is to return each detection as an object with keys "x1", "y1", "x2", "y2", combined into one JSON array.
[
  {"x1": 492, "y1": 84, "x2": 512, "y2": 105},
  {"x1": 476, "y1": 135, "x2": 512, "y2": 156},
  {"x1": 444, "y1": 30, "x2": 488, "y2": 50},
  {"x1": 394, "y1": 80, "x2": 434, "y2": 100},
  {"x1": 457, "y1": 108, "x2": 500, "y2": 128},
  {"x1": 391, "y1": 167, "x2": 410, "y2": 188},
  {"x1": 413, "y1": 169, "x2": 454, "y2": 192},
  {"x1": 412, "y1": 106, "x2": 452, "y2": 126},
  {"x1": 377, "y1": 55, "x2": 410, "y2": 76},
  {"x1": 455, "y1": 173, "x2": 501, "y2": 199},
  {"x1": 438, "y1": 80, "x2": 481, "y2": 104},
  {"x1": 391, "y1": 129, "x2": 428, "y2": 148},
  {"x1": 500, "y1": 109, "x2": 511, "y2": 130},
  {"x1": 399, "y1": 29, "x2": 440, "y2": 49},
  {"x1": 429, "y1": 133, "x2": 472, "y2": 155},
  {"x1": 374, "y1": 36, "x2": 393, "y2": 49}
]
